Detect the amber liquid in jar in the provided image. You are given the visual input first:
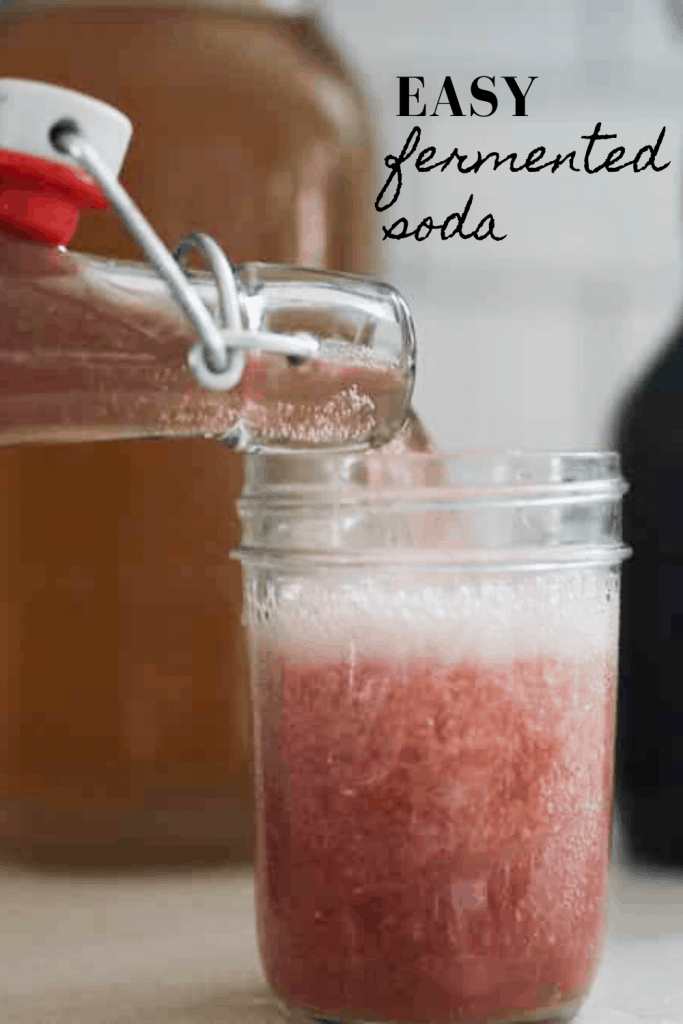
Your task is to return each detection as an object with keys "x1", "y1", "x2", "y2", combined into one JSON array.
[{"x1": 0, "y1": 0, "x2": 381, "y2": 865}]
